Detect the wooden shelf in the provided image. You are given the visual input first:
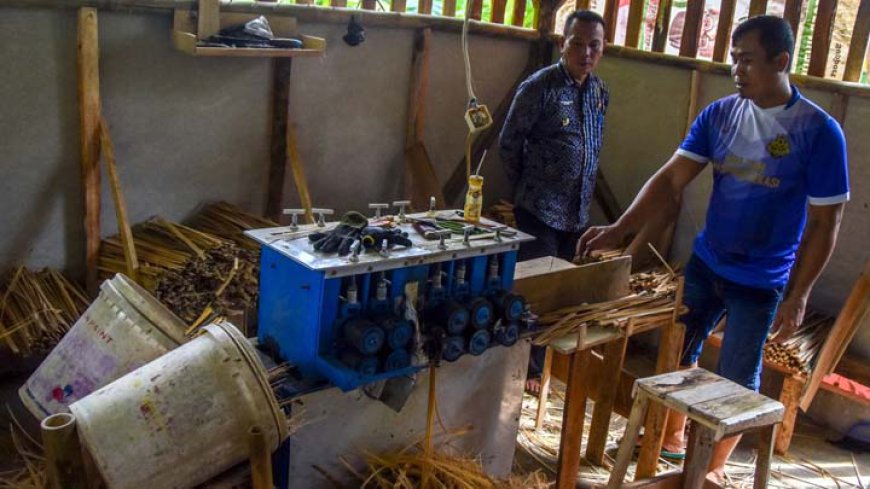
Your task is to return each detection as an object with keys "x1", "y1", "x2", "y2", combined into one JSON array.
[{"x1": 172, "y1": 8, "x2": 326, "y2": 58}]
